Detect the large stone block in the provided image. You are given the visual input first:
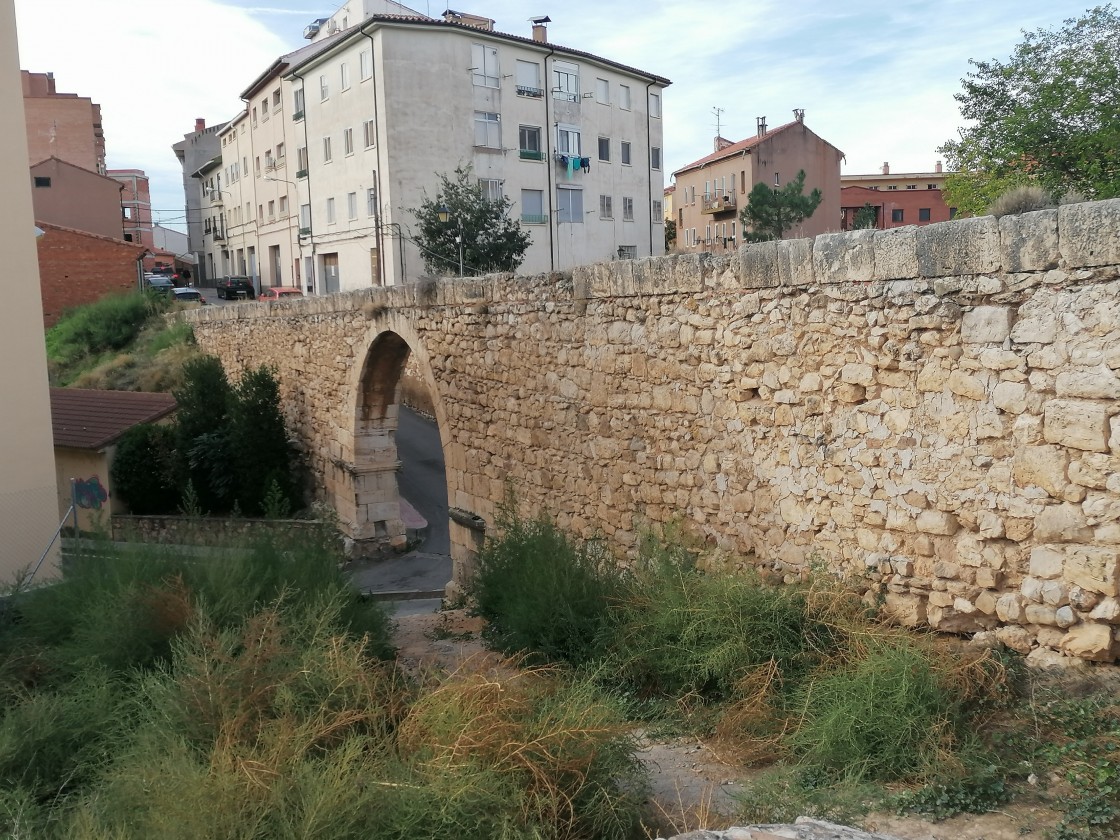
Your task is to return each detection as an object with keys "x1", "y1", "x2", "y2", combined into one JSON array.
[
  {"x1": 873, "y1": 226, "x2": 919, "y2": 280},
  {"x1": 1055, "y1": 366, "x2": 1120, "y2": 400},
  {"x1": 1000, "y1": 209, "x2": 1059, "y2": 272},
  {"x1": 736, "y1": 241, "x2": 779, "y2": 289},
  {"x1": 776, "y1": 238, "x2": 814, "y2": 286},
  {"x1": 1064, "y1": 545, "x2": 1120, "y2": 596},
  {"x1": 1060, "y1": 623, "x2": 1118, "y2": 661},
  {"x1": 961, "y1": 305, "x2": 1013, "y2": 344},
  {"x1": 1012, "y1": 445, "x2": 1069, "y2": 497},
  {"x1": 813, "y1": 229, "x2": 875, "y2": 284},
  {"x1": 1043, "y1": 399, "x2": 1113, "y2": 452},
  {"x1": 1059, "y1": 199, "x2": 1120, "y2": 268},
  {"x1": 917, "y1": 216, "x2": 1001, "y2": 277}
]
